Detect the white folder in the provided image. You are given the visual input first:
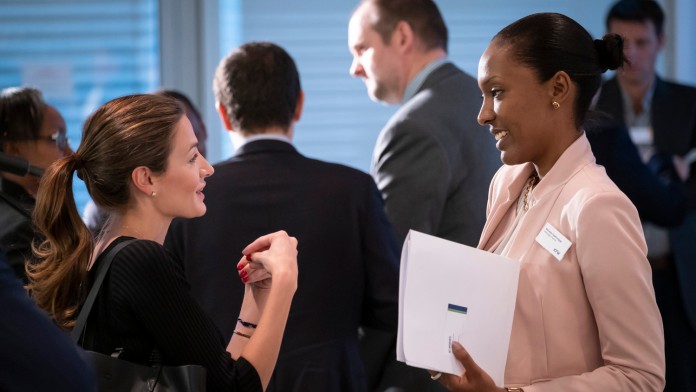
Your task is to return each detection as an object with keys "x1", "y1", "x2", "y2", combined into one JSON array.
[{"x1": 396, "y1": 230, "x2": 520, "y2": 386}]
